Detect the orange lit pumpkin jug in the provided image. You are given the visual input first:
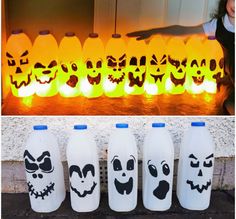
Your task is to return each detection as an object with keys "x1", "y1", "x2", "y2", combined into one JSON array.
[
  {"x1": 126, "y1": 38, "x2": 147, "y2": 95},
  {"x1": 5, "y1": 30, "x2": 34, "y2": 97},
  {"x1": 58, "y1": 32, "x2": 82, "y2": 97},
  {"x1": 166, "y1": 37, "x2": 187, "y2": 94},
  {"x1": 146, "y1": 35, "x2": 167, "y2": 95},
  {"x1": 203, "y1": 36, "x2": 224, "y2": 94},
  {"x1": 104, "y1": 34, "x2": 127, "y2": 97},
  {"x1": 32, "y1": 30, "x2": 59, "y2": 97},
  {"x1": 185, "y1": 36, "x2": 206, "y2": 94},
  {"x1": 81, "y1": 33, "x2": 104, "y2": 98}
]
